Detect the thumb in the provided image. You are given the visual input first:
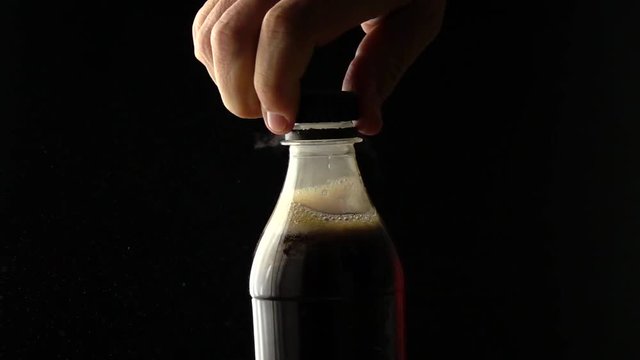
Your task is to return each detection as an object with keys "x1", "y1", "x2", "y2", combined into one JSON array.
[
  {"x1": 254, "y1": 0, "x2": 411, "y2": 135},
  {"x1": 343, "y1": 0, "x2": 446, "y2": 135}
]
